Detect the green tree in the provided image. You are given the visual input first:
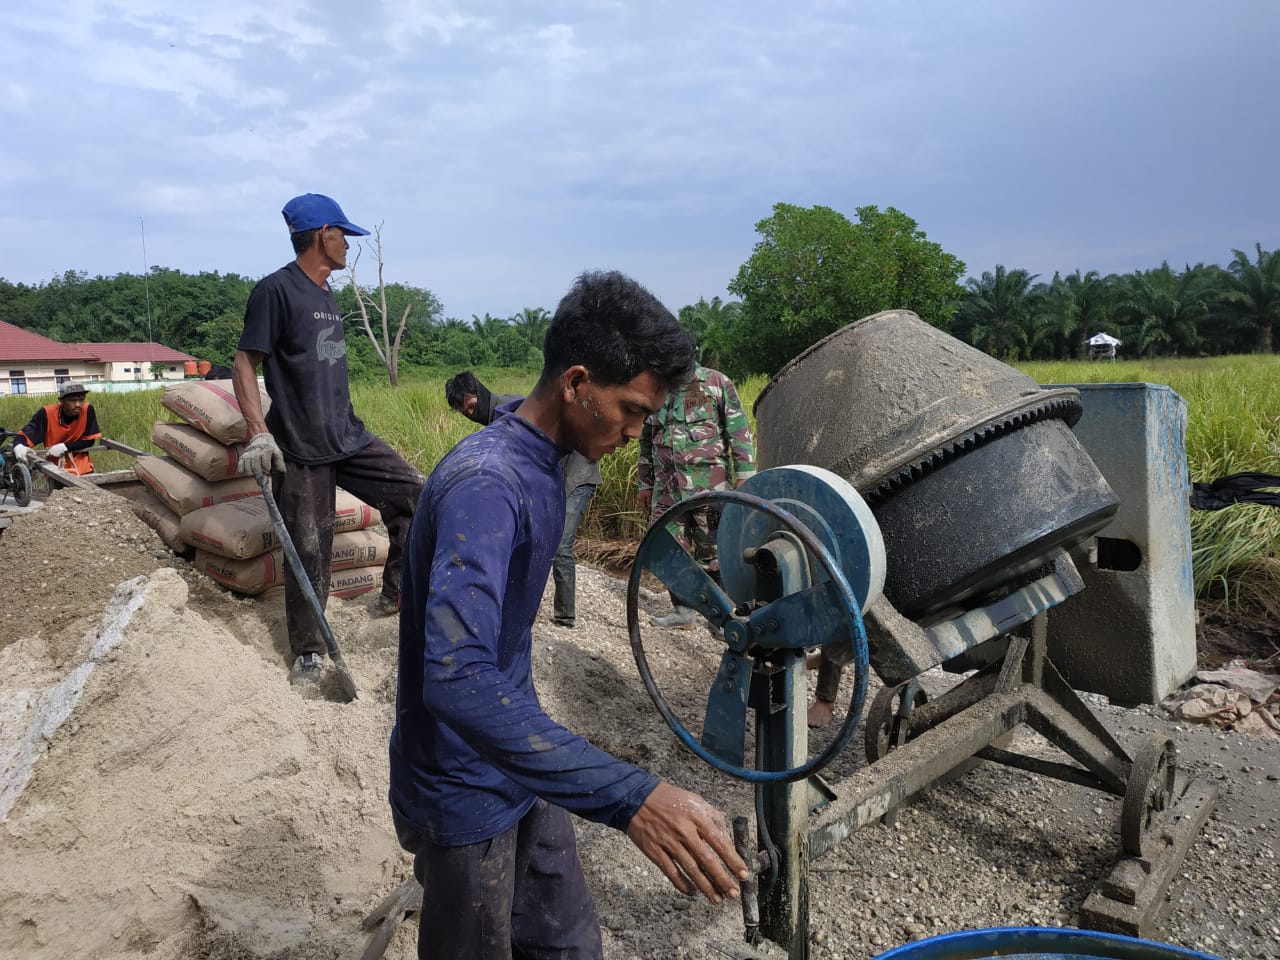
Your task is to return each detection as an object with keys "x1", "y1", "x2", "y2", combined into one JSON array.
[
  {"x1": 1219, "y1": 244, "x2": 1280, "y2": 353},
  {"x1": 491, "y1": 328, "x2": 537, "y2": 367},
  {"x1": 1112, "y1": 263, "x2": 1212, "y2": 357},
  {"x1": 1035, "y1": 270, "x2": 1115, "y2": 360},
  {"x1": 952, "y1": 265, "x2": 1039, "y2": 360},
  {"x1": 434, "y1": 329, "x2": 495, "y2": 367},
  {"x1": 196, "y1": 311, "x2": 248, "y2": 366},
  {"x1": 678, "y1": 296, "x2": 742, "y2": 365},
  {"x1": 470, "y1": 313, "x2": 511, "y2": 347},
  {"x1": 725, "y1": 203, "x2": 965, "y2": 377},
  {"x1": 510, "y1": 307, "x2": 551, "y2": 350}
]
